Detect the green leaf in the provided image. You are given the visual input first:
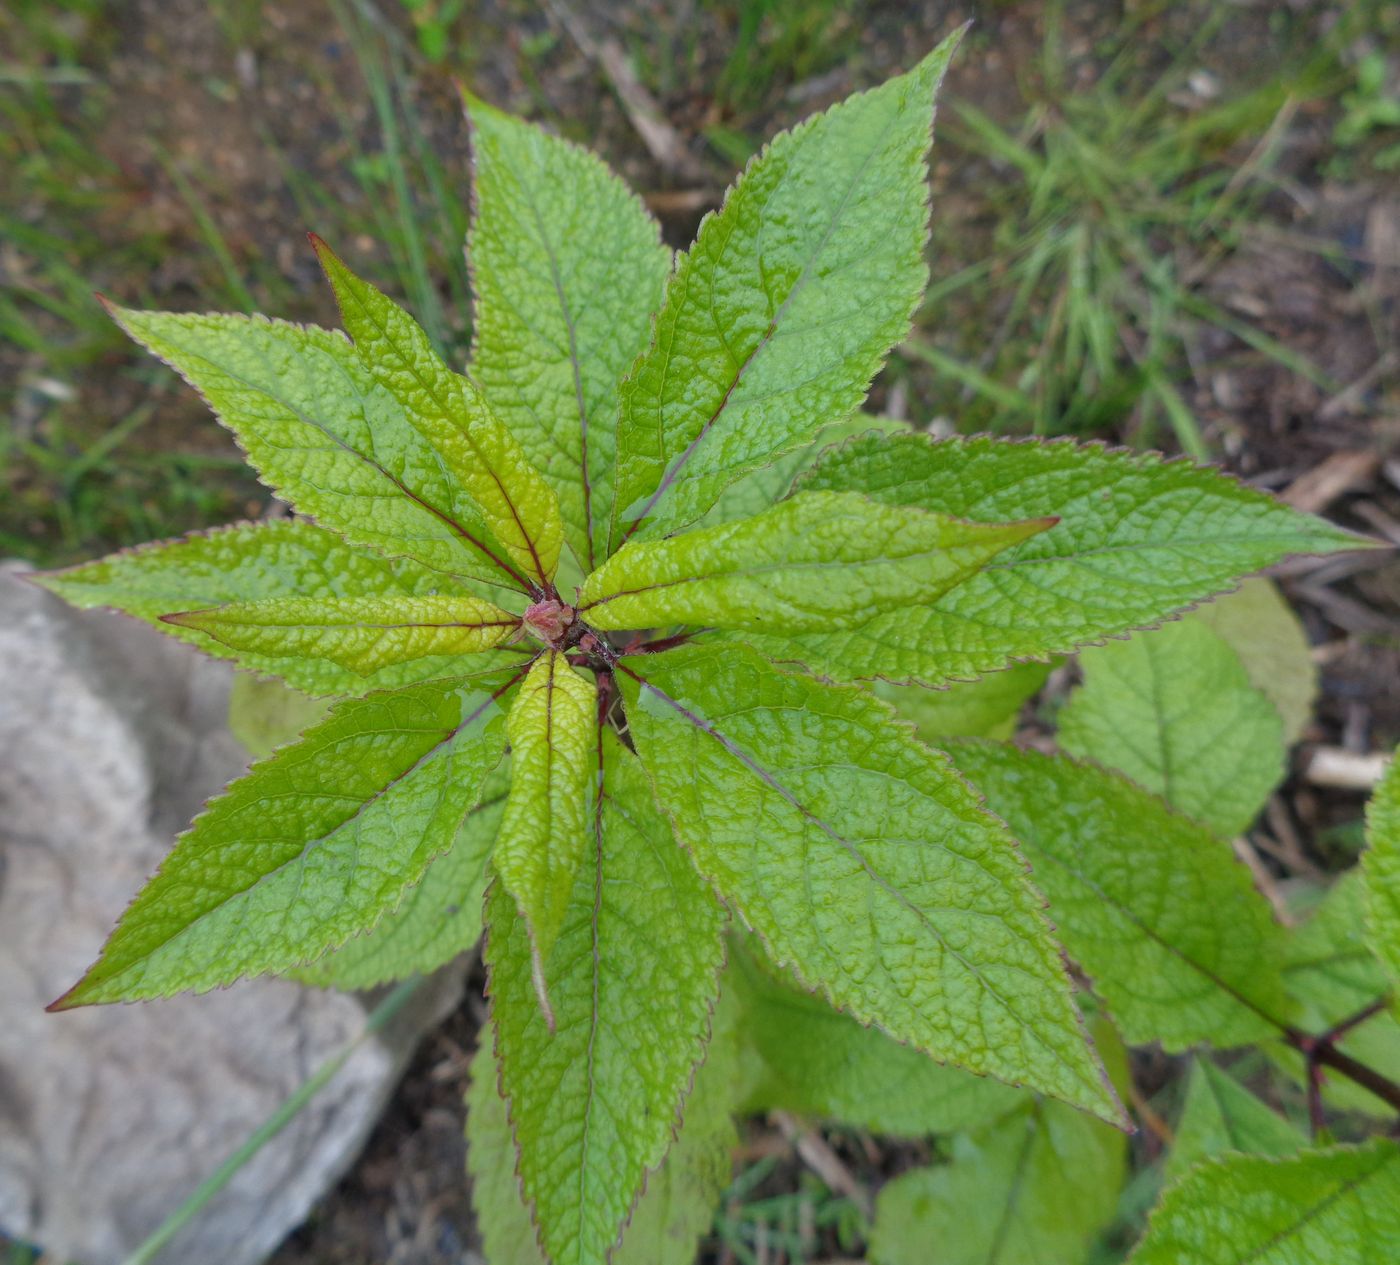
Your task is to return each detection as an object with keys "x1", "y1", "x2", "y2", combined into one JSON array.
[
  {"x1": 312, "y1": 236, "x2": 564, "y2": 587},
  {"x1": 1364, "y1": 747, "x2": 1400, "y2": 991},
  {"x1": 732, "y1": 938, "x2": 1023, "y2": 1136},
  {"x1": 608, "y1": 34, "x2": 961, "y2": 548},
  {"x1": 695, "y1": 416, "x2": 910, "y2": 530},
  {"x1": 164, "y1": 593, "x2": 520, "y2": 677},
  {"x1": 869, "y1": 1017, "x2": 1130, "y2": 1265},
  {"x1": 617, "y1": 643, "x2": 1122, "y2": 1123},
  {"x1": 296, "y1": 765, "x2": 510, "y2": 990},
  {"x1": 467, "y1": 987, "x2": 739, "y2": 1265},
  {"x1": 1193, "y1": 578, "x2": 1317, "y2": 746},
  {"x1": 50, "y1": 673, "x2": 518, "y2": 1007},
  {"x1": 750, "y1": 434, "x2": 1364, "y2": 684},
  {"x1": 227, "y1": 674, "x2": 331, "y2": 758},
  {"x1": 1164, "y1": 1061, "x2": 1301, "y2": 1185},
  {"x1": 495, "y1": 650, "x2": 597, "y2": 987},
  {"x1": 103, "y1": 305, "x2": 531, "y2": 593},
  {"x1": 946, "y1": 743, "x2": 1291, "y2": 1050},
  {"x1": 1273, "y1": 873, "x2": 1400, "y2": 1118},
  {"x1": 580, "y1": 491, "x2": 1050, "y2": 633},
  {"x1": 1130, "y1": 1140, "x2": 1400, "y2": 1264},
  {"x1": 33, "y1": 522, "x2": 535, "y2": 698},
  {"x1": 1058, "y1": 618, "x2": 1285, "y2": 838},
  {"x1": 484, "y1": 730, "x2": 726, "y2": 1265},
  {"x1": 875, "y1": 659, "x2": 1051, "y2": 743},
  {"x1": 465, "y1": 97, "x2": 671, "y2": 571}
]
